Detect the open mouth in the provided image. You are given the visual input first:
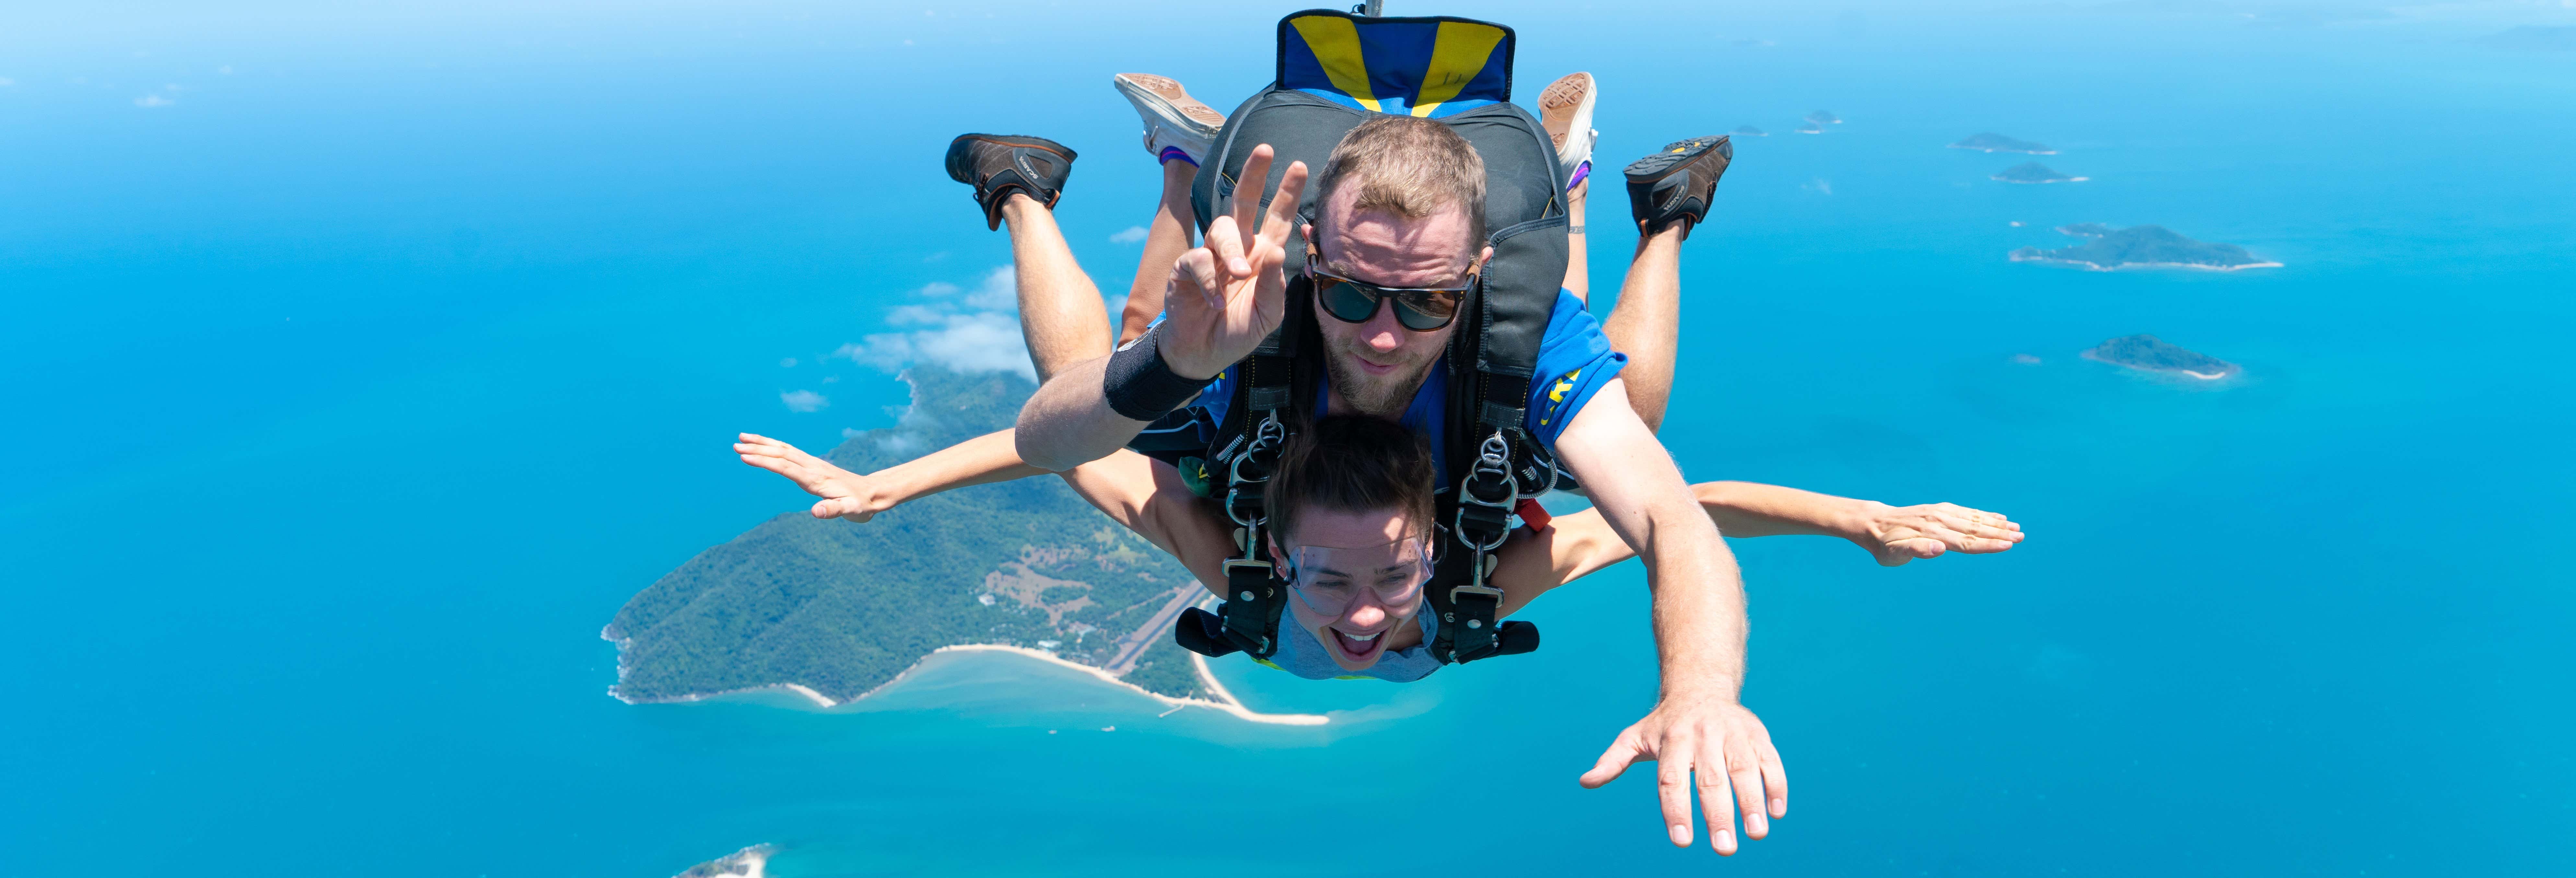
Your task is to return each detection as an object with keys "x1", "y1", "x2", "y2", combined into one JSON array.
[{"x1": 1328, "y1": 625, "x2": 1386, "y2": 662}]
